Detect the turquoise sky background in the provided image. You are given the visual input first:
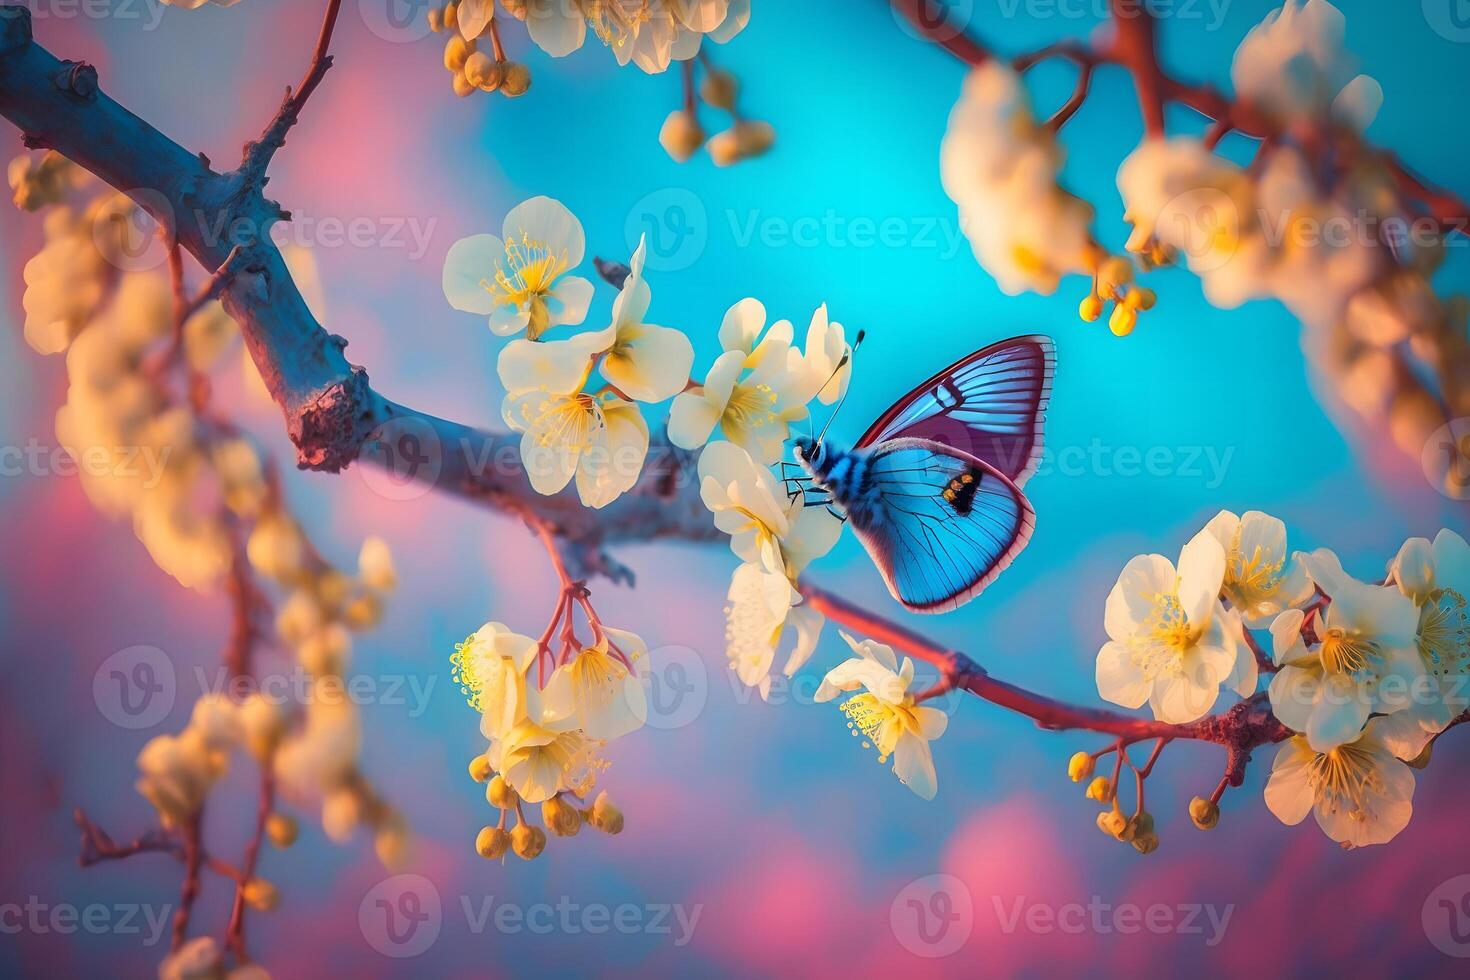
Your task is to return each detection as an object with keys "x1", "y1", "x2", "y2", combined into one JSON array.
[{"x1": 2, "y1": 1, "x2": 1468, "y2": 976}]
